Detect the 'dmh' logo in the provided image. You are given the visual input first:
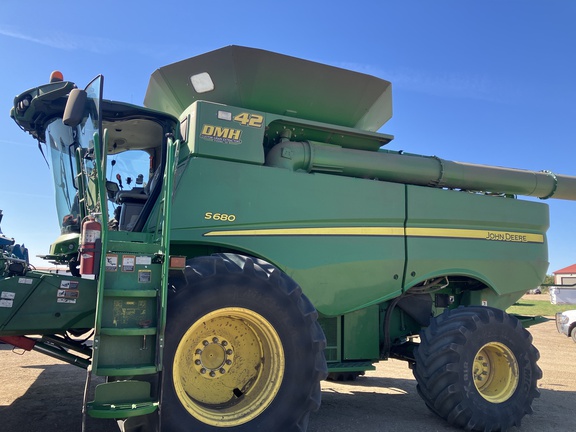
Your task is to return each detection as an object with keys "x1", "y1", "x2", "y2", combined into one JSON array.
[{"x1": 201, "y1": 124, "x2": 242, "y2": 144}]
